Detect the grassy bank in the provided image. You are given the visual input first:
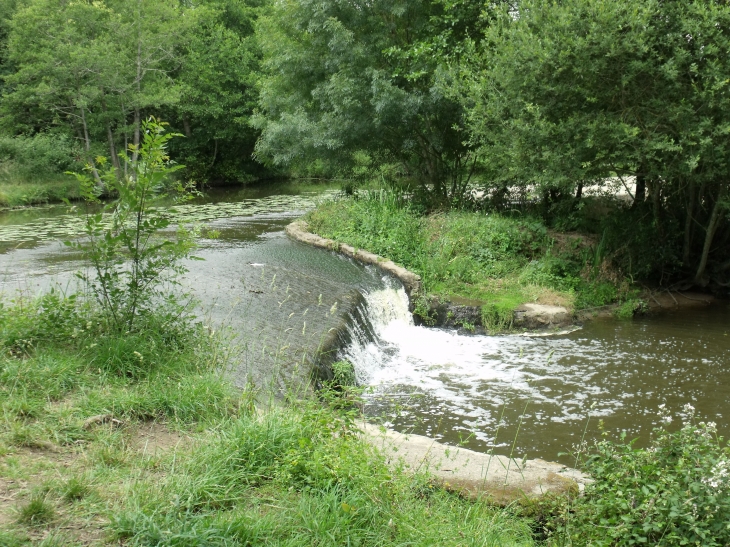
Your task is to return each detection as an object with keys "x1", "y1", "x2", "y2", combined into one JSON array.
[
  {"x1": 306, "y1": 194, "x2": 640, "y2": 326},
  {"x1": 0, "y1": 176, "x2": 84, "y2": 208},
  {"x1": 0, "y1": 295, "x2": 539, "y2": 546},
  {"x1": 0, "y1": 134, "x2": 85, "y2": 208}
]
